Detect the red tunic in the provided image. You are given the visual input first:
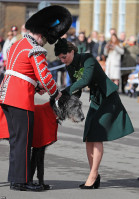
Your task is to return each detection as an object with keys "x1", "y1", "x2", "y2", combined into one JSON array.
[
  {"x1": 0, "y1": 102, "x2": 58, "y2": 147},
  {"x1": 0, "y1": 35, "x2": 58, "y2": 111}
]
